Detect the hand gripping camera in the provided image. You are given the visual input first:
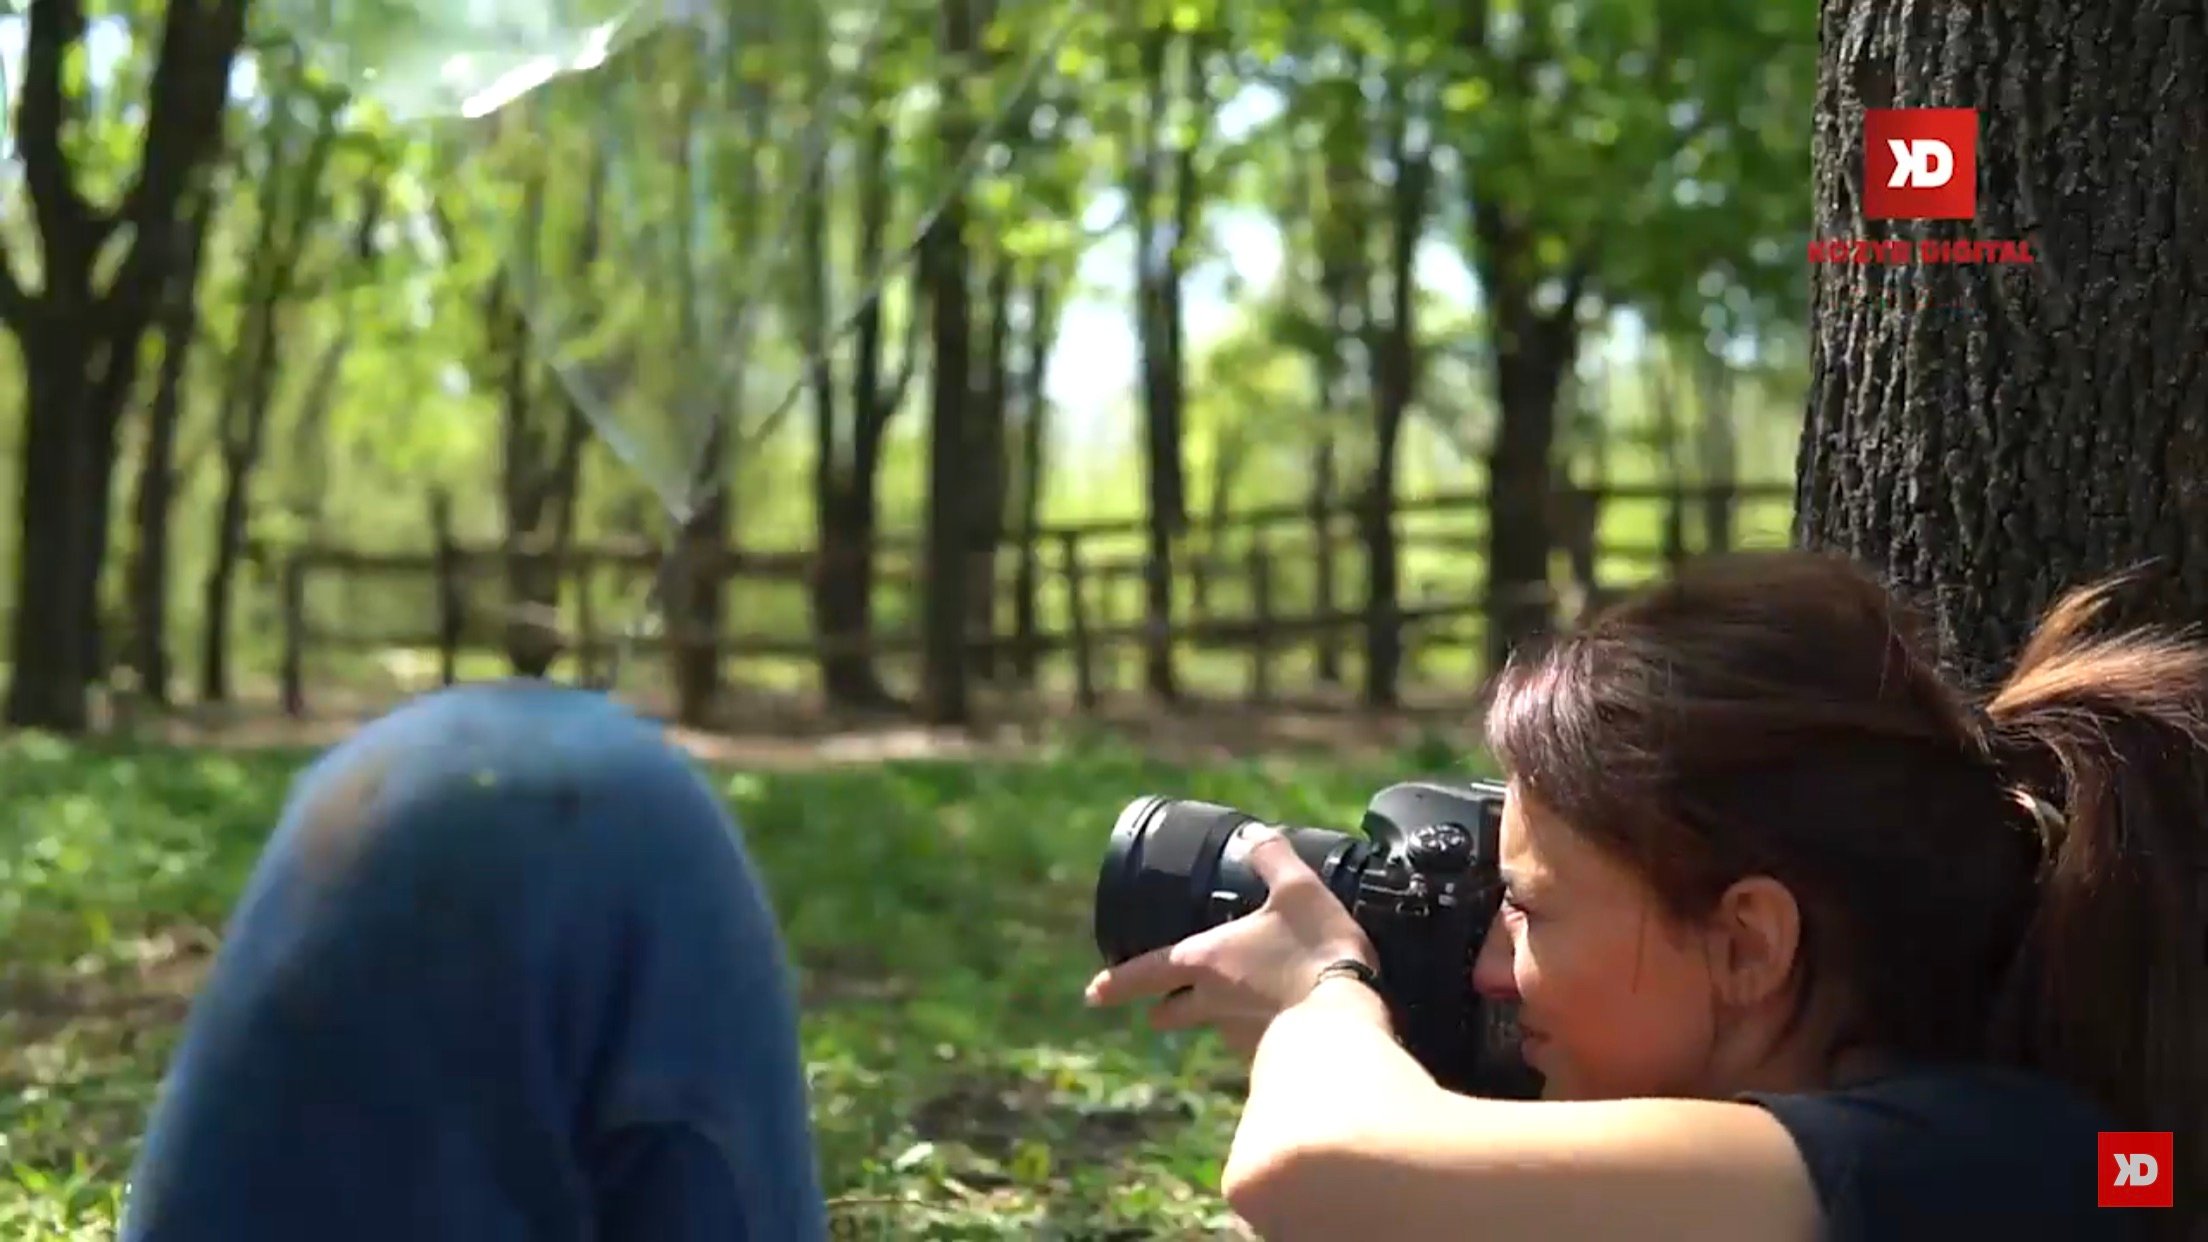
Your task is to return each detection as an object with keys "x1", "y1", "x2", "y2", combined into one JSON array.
[{"x1": 1091, "y1": 779, "x2": 1540, "y2": 1098}]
